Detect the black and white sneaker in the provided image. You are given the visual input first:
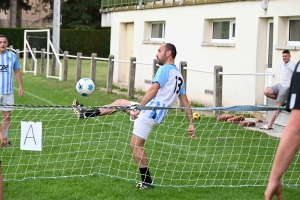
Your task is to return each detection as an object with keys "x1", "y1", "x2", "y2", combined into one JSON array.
[
  {"x1": 72, "y1": 99, "x2": 87, "y2": 119},
  {"x1": 135, "y1": 182, "x2": 154, "y2": 189}
]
